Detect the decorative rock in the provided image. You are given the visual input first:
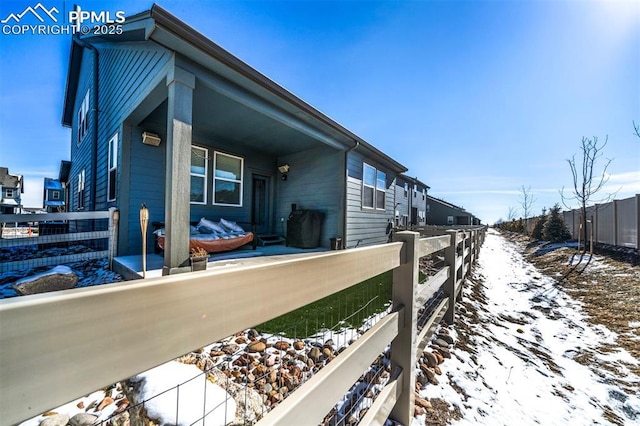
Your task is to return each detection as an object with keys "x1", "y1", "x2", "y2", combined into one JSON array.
[
  {"x1": 437, "y1": 333, "x2": 454, "y2": 345},
  {"x1": 96, "y1": 396, "x2": 114, "y2": 411},
  {"x1": 415, "y1": 396, "x2": 432, "y2": 409},
  {"x1": 235, "y1": 336, "x2": 247, "y2": 344},
  {"x1": 415, "y1": 405, "x2": 425, "y2": 416},
  {"x1": 76, "y1": 401, "x2": 85, "y2": 409},
  {"x1": 247, "y1": 329, "x2": 260, "y2": 339},
  {"x1": 247, "y1": 341, "x2": 266, "y2": 353},
  {"x1": 70, "y1": 413, "x2": 99, "y2": 426},
  {"x1": 433, "y1": 351, "x2": 445, "y2": 365},
  {"x1": 308, "y1": 347, "x2": 322, "y2": 362},
  {"x1": 222, "y1": 343, "x2": 240, "y2": 355},
  {"x1": 434, "y1": 365, "x2": 442, "y2": 375},
  {"x1": 40, "y1": 414, "x2": 69, "y2": 426},
  {"x1": 435, "y1": 346, "x2": 451, "y2": 359},
  {"x1": 13, "y1": 266, "x2": 78, "y2": 295},
  {"x1": 424, "y1": 352, "x2": 438, "y2": 368},
  {"x1": 293, "y1": 340, "x2": 305, "y2": 350},
  {"x1": 274, "y1": 341, "x2": 290, "y2": 351},
  {"x1": 322, "y1": 347, "x2": 333, "y2": 358},
  {"x1": 433, "y1": 338, "x2": 449, "y2": 348}
]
